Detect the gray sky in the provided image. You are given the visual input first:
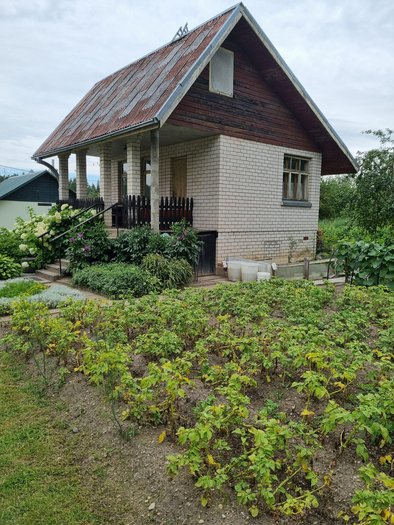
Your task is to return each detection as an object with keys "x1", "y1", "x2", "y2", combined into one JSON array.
[{"x1": 0, "y1": 0, "x2": 393, "y2": 177}]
